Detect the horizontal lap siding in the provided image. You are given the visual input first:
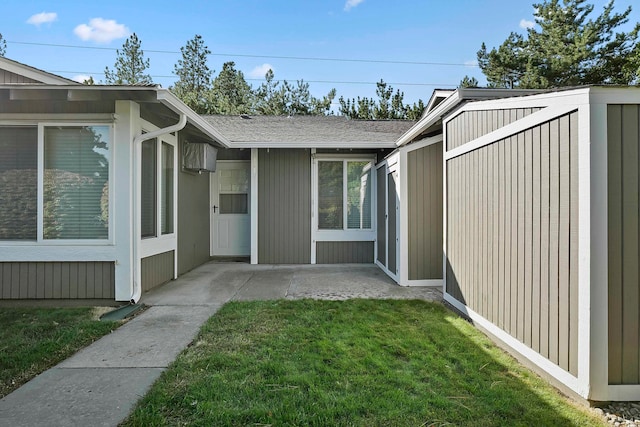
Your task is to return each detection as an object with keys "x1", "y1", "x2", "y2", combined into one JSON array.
[
  {"x1": 446, "y1": 111, "x2": 578, "y2": 376},
  {"x1": 608, "y1": 104, "x2": 640, "y2": 385},
  {"x1": 316, "y1": 241, "x2": 374, "y2": 264},
  {"x1": 141, "y1": 251, "x2": 174, "y2": 292},
  {"x1": 447, "y1": 108, "x2": 543, "y2": 150},
  {"x1": 407, "y1": 142, "x2": 443, "y2": 280},
  {"x1": 258, "y1": 149, "x2": 311, "y2": 264},
  {"x1": 0, "y1": 261, "x2": 114, "y2": 299}
]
